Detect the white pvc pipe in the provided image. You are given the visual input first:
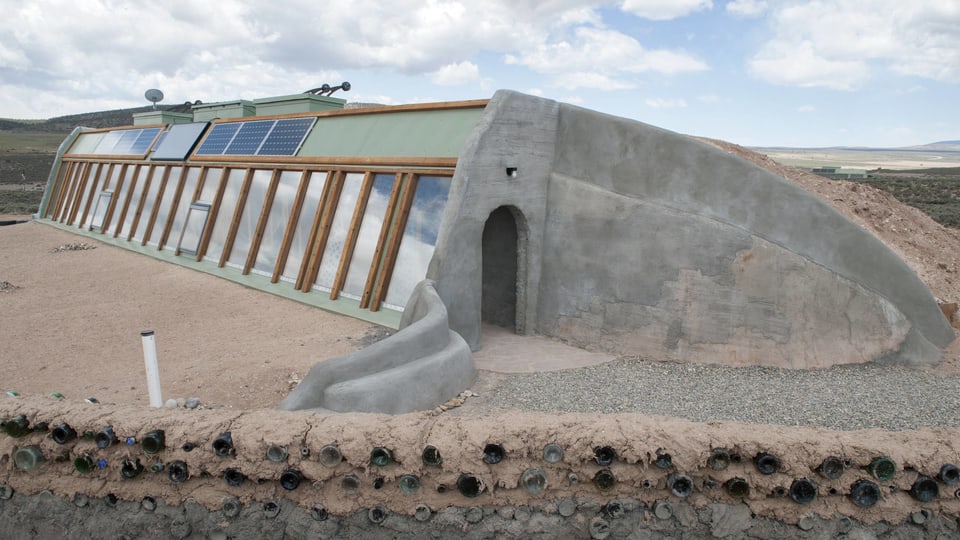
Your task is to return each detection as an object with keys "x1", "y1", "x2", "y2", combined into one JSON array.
[{"x1": 141, "y1": 330, "x2": 163, "y2": 408}]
